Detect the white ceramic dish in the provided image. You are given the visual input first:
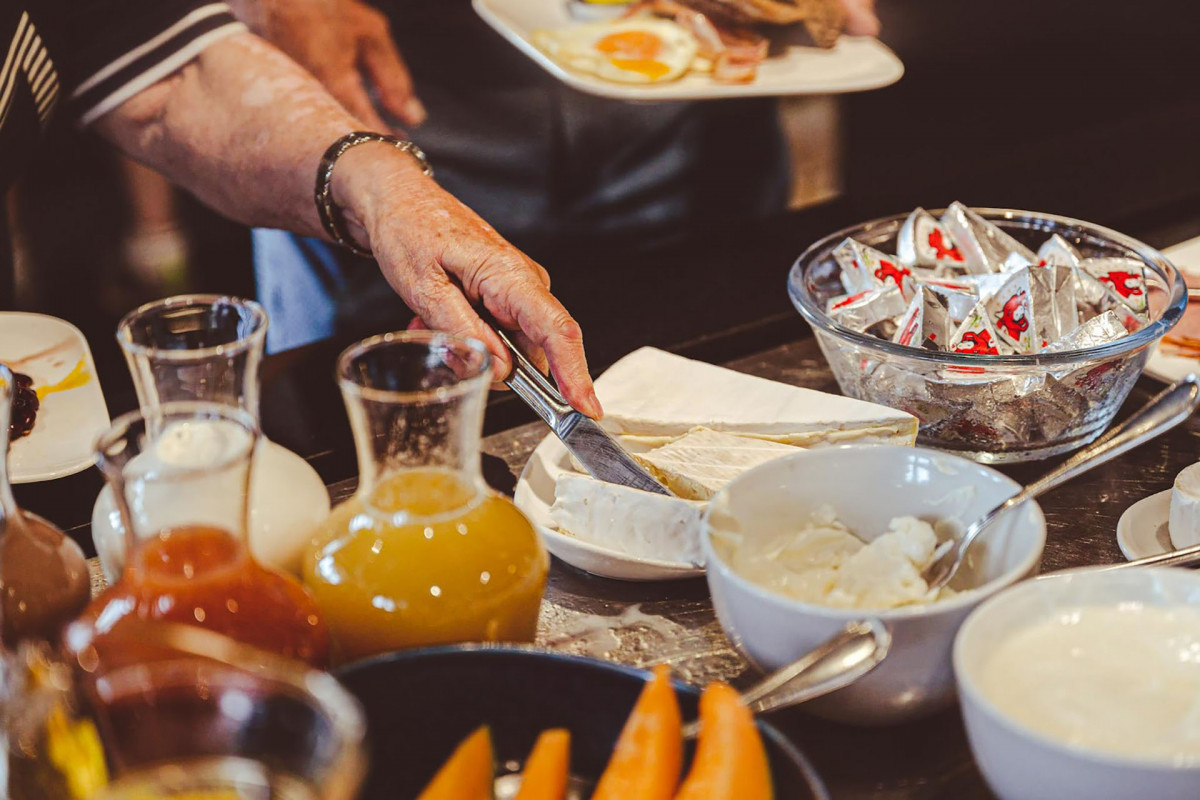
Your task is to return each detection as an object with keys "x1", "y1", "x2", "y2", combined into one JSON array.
[
  {"x1": 703, "y1": 445, "x2": 1045, "y2": 725},
  {"x1": 92, "y1": 438, "x2": 331, "y2": 581},
  {"x1": 1145, "y1": 236, "x2": 1200, "y2": 383},
  {"x1": 472, "y1": 0, "x2": 903, "y2": 101},
  {"x1": 1116, "y1": 489, "x2": 1173, "y2": 560},
  {"x1": 954, "y1": 568, "x2": 1200, "y2": 800},
  {"x1": 0, "y1": 312, "x2": 110, "y2": 483},
  {"x1": 513, "y1": 433, "x2": 705, "y2": 581}
]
